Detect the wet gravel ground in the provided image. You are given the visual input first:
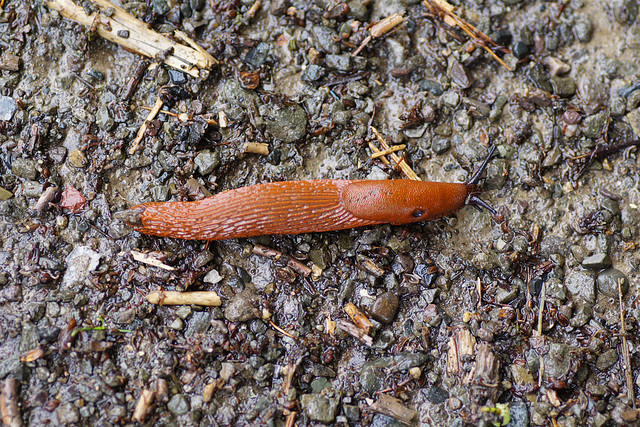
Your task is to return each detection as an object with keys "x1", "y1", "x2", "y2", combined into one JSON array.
[{"x1": 1, "y1": 0, "x2": 640, "y2": 425}]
